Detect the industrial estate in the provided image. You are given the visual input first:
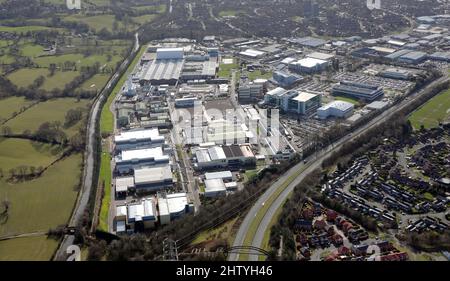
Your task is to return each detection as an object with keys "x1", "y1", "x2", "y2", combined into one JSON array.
[{"x1": 0, "y1": 0, "x2": 449, "y2": 263}]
